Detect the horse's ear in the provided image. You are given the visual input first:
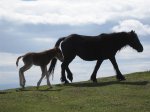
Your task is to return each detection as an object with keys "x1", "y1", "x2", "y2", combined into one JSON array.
[
  {"x1": 130, "y1": 30, "x2": 135, "y2": 34},
  {"x1": 55, "y1": 47, "x2": 60, "y2": 51},
  {"x1": 131, "y1": 30, "x2": 135, "y2": 33}
]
